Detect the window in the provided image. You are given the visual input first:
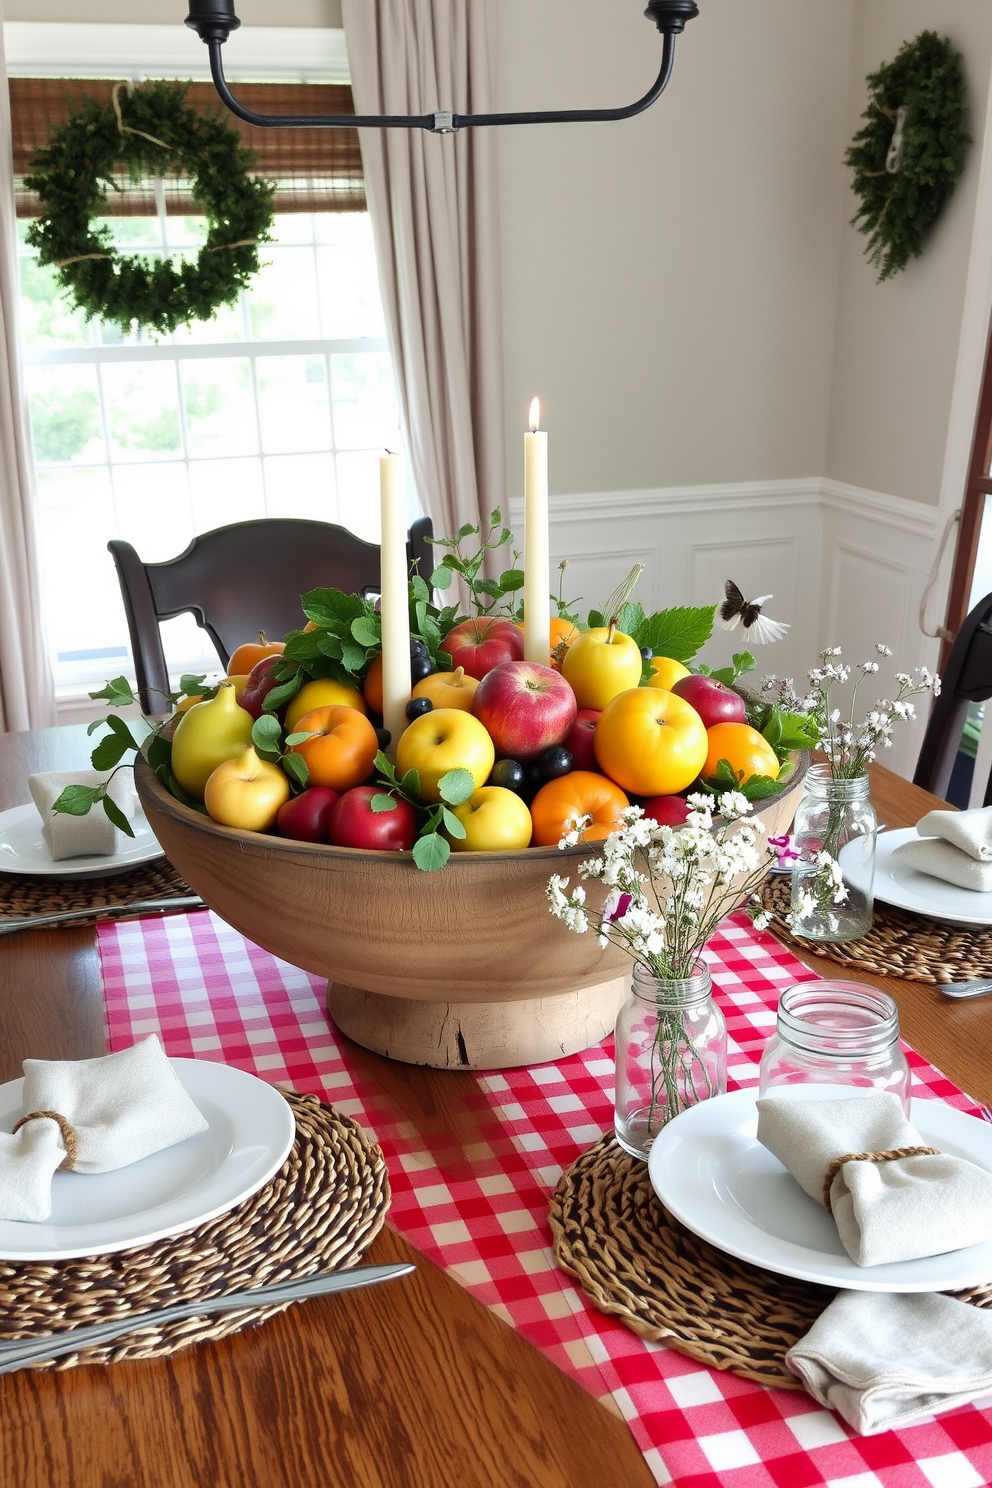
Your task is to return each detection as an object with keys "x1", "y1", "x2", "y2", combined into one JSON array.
[{"x1": 13, "y1": 77, "x2": 409, "y2": 702}]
